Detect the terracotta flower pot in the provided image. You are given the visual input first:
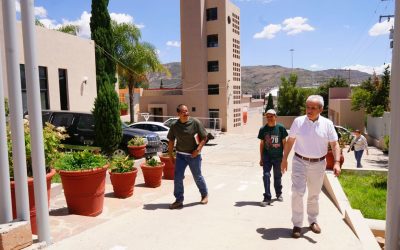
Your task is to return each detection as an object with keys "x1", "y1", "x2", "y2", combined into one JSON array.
[
  {"x1": 140, "y1": 162, "x2": 165, "y2": 188},
  {"x1": 159, "y1": 155, "x2": 175, "y2": 180},
  {"x1": 109, "y1": 168, "x2": 138, "y2": 198},
  {"x1": 10, "y1": 168, "x2": 56, "y2": 234},
  {"x1": 58, "y1": 165, "x2": 107, "y2": 216},
  {"x1": 128, "y1": 145, "x2": 146, "y2": 159},
  {"x1": 120, "y1": 109, "x2": 128, "y2": 116},
  {"x1": 325, "y1": 150, "x2": 344, "y2": 170}
]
